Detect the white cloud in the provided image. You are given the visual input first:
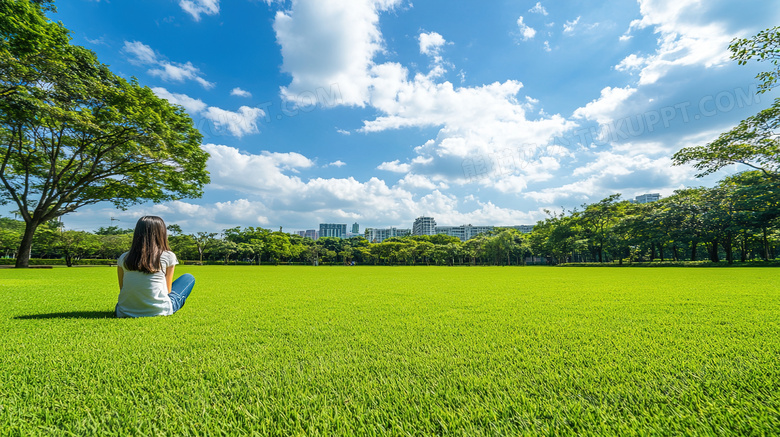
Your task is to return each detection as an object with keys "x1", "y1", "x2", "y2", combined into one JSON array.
[
  {"x1": 615, "y1": 54, "x2": 645, "y2": 72},
  {"x1": 543, "y1": 41, "x2": 551, "y2": 52},
  {"x1": 397, "y1": 174, "x2": 448, "y2": 190},
  {"x1": 361, "y1": 69, "x2": 575, "y2": 168},
  {"x1": 271, "y1": 0, "x2": 575, "y2": 193},
  {"x1": 412, "y1": 155, "x2": 434, "y2": 165},
  {"x1": 273, "y1": 0, "x2": 402, "y2": 107},
  {"x1": 148, "y1": 61, "x2": 215, "y2": 89},
  {"x1": 529, "y1": 2, "x2": 548, "y2": 15},
  {"x1": 123, "y1": 41, "x2": 158, "y2": 65},
  {"x1": 201, "y1": 106, "x2": 265, "y2": 138},
  {"x1": 153, "y1": 87, "x2": 265, "y2": 139},
  {"x1": 563, "y1": 16, "x2": 580, "y2": 34},
  {"x1": 572, "y1": 86, "x2": 638, "y2": 125},
  {"x1": 377, "y1": 160, "x2": 411, "y2": 173},
  {"x1": 524, "y1": 146, "x2": 691, "y2": 204},
  {"x1": 203, "y1": 144, "x2": 313, "y2": 194},
  {"x1": 69, "y1": 148, "x2": 542, "y2": 231},
  {"x1": 123, "y1": 40, "x2": 214, "y2": 89},
  {"x1": 419, "y1": 31, "x2": 446, "y2": 56},
  {"x1": 179, "y1": 0, "x2": 219, "y2": 21},
  {"x1": 201, "y1": 144, "x2": 424, "y2": 227},
  {"x1": 326, "y1": 160, "x2": 347, "y2": 167},
  {"x1": 516, "y1": 16, "x2": 536, "y2": 41},
  {"x1": 85, "y1": 36, "x2": 107, "y2": 46},
  {"x1": 618, "y1": 0, "x2": 738, "y2": 85},
  {"x1": 230, "y1": 87, "x2": 252, "y2": 98},
  {"x1": 151, "y1": 87, "x2": 207, "y2": 113},
  {"x1": 111, "y1": 199, "x2": 270, "y2": 230}
]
